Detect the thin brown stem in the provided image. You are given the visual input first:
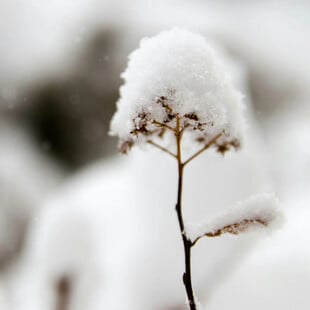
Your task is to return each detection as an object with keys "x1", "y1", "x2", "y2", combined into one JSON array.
[
  {"x1": 179, "y1": 123, "x2": 189, "y2": 137},
  {"x1": 150, "y1": 116, "x2": 220, "y2": 309},
  {"x1": 152, "y1": 120, "x2": 175, "y2": 132},
  {"x1": 175, "y1": 117, "x2": 197, "y2": 310},
  {"x1": 183, "y1": 133, "x2": 222, "y2": 166},
  {"x1": 147, "y1": 140, "x2": 177, "y2": 158}
]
